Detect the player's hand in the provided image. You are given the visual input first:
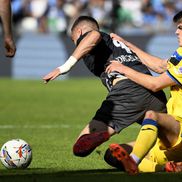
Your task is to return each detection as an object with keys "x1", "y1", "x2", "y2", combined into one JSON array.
[
  {"x1": 110, "y1": 33, "x2": 124, "y2": 42},
  {"x1": 110, "y1": 33, "x2": 128, "y2": 45},
  {"x1": 106, "y1": 61, "x2": 126, "y2": 74},
  {"x1": 4, "y1": 37, "x2": 16, "y2": 57},
  {"x1": 43, "y1": 68, "x2": 61, "y2": 84}
]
